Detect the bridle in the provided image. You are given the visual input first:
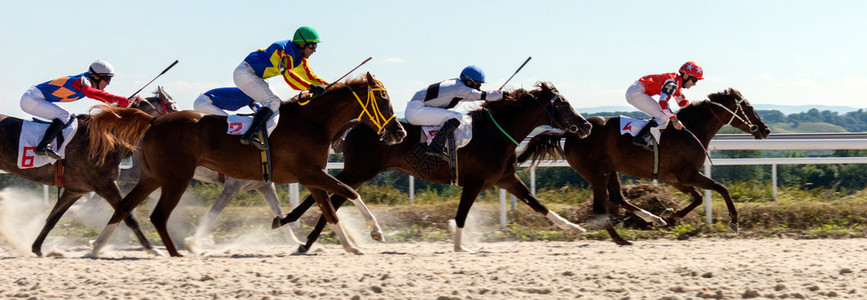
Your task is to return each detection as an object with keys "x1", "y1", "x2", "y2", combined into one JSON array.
[
  {"x1": 486, "y1": 89, "x2": 576, "y2": 146},
  {"x1": 349, "y1": 87, "x2": 396, "y2": 135},
  {"x1": 708, "y1": 98, "x2": 759, "y2": 133}
]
